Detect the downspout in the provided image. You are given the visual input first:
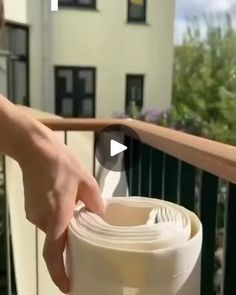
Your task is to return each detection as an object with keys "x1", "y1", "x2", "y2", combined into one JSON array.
[{"x1": 41, "y1": 0, "x2": 54, "y2": 113}]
